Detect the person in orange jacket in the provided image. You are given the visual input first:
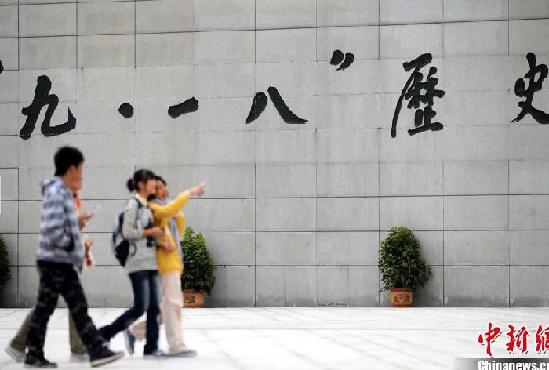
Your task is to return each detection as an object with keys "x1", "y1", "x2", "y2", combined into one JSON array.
[
  {"x1": 74, "y1": 192, "x2": 95, "y2": 268},
  {"x1": 125, "y1": 176, "x2": 205, "y2": 357}
]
